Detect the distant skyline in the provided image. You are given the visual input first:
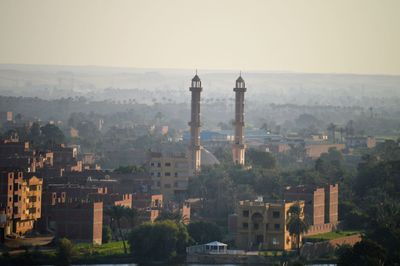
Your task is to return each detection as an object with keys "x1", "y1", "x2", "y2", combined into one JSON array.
[{"x1": 0, "y1": 0, "x2": 399, "y2": 75}]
